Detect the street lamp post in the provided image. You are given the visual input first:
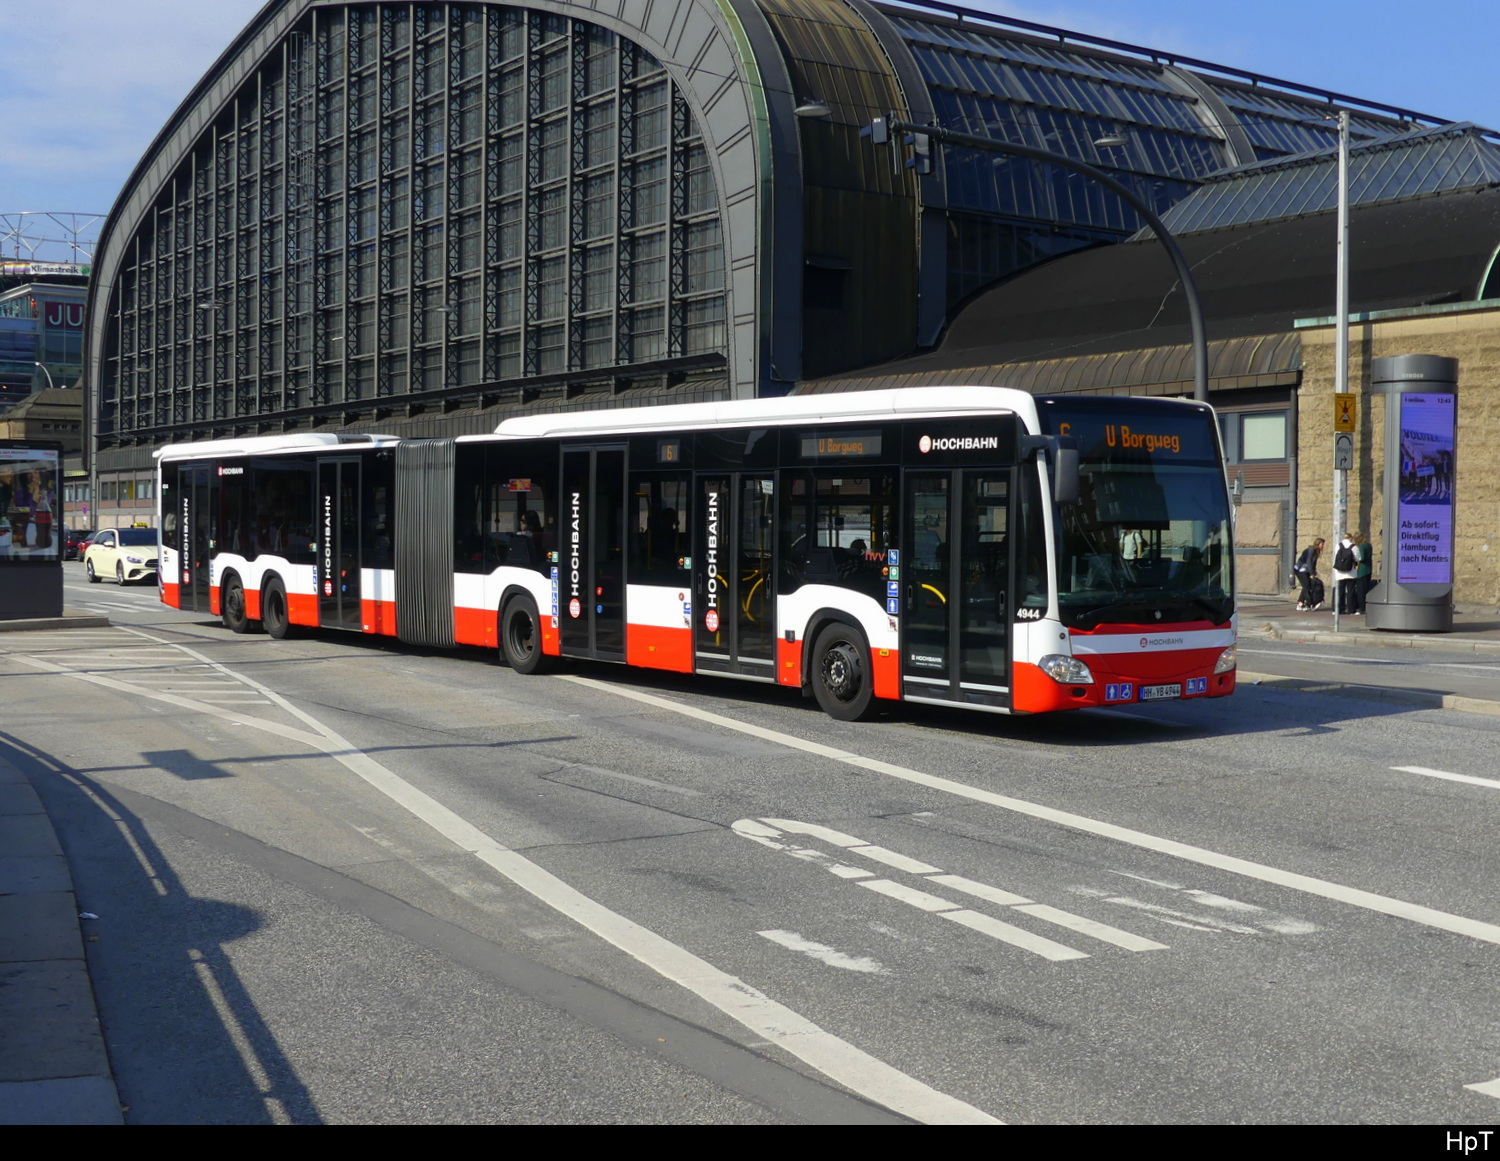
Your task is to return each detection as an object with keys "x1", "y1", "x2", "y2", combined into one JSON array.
[
  {"x1": 867, "y1": 115, "x2": 1209, "y2": 402},
  {"x1": 33, "y1": 362, "x2": 55, "y2": 392}
]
